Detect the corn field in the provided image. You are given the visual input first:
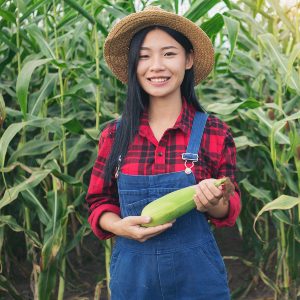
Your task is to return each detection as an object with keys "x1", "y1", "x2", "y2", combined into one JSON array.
[{"x1": 0, "y1": 0, "x2": 299, "y2": 299}]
